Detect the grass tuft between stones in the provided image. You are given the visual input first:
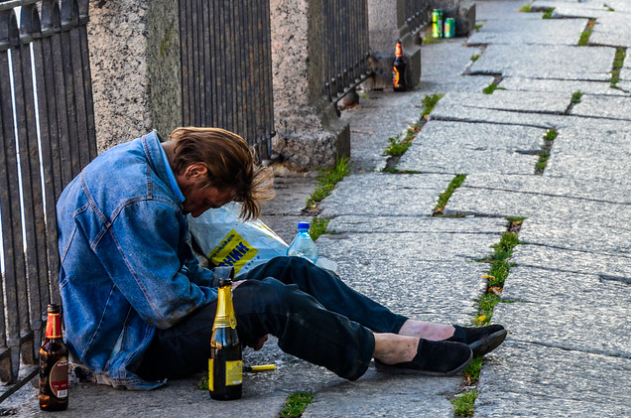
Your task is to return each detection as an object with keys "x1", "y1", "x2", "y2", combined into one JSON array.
[
  {"x1": 452, "y1": 389, "x2": 477, "y2": 418},
  {"x1": 422, "y1": 93, "x2": 445, "y2": 117},
  {"x1": 482, "y1": 83, "x2": 506, "y2": 95},
  {"x1": 541, "y1": 8, "x2": 555, "y2": 19},
  {"x1": 305, "y1": 158, "x2": 350, "y2": 210},
  {"x1": 309, "y1": 217, "x2": 330, "y2": 241},
  {"x1": 611, "y1": 47, "x2": 626, "y2": 88},
  {"x1": 571, "y1": 90, "x2": 583, "y2": 104},
  {"x1": 536, "y1": 129, "x2": 558, "y2": 175},
  {"x1": 434, "y1": 174, "x2": 467, "y2": 215},
  {"x1": 578, "y1": 19, "x2": 596, "y2": 46},
  {"x1": 280, "y1": 392, "x2": 314, "y2": 418}
]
